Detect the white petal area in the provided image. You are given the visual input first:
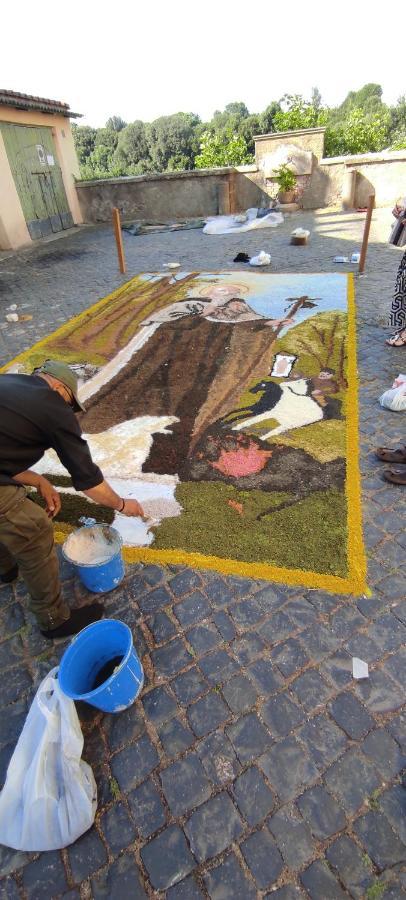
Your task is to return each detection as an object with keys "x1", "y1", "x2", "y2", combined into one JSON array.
[{"x1": 33, "y1": 416, "x2": 179, "y2": 480}]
